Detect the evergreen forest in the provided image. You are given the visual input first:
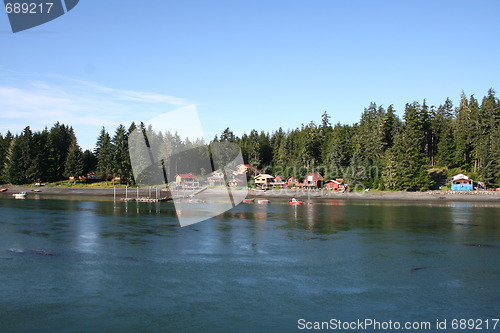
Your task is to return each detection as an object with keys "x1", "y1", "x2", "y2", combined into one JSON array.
[{"x1": 1, "y1": 90, "x2": 499, "y2": 190}]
